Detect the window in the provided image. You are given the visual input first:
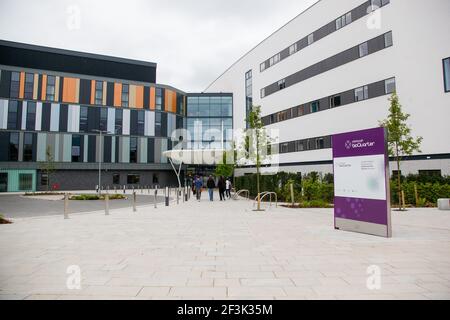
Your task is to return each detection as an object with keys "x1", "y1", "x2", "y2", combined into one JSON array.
[
  {"x1": 273, "y1": 53, "x2": 280, "y2": 64},
  {"x1": 23, "y1": 133, "x2": 33, "y2": 162},
  {"x1": 330, "y1": 95, "x2": 341, "y2": 108},
  {"x1": 72, "y1": 135, "x2": 82, "y2": 162},
  {"x1": 310, "y1": 101, "x2": 320, "y2": 113},
  {"x1": 384, "y1": 31, "x2": 393, "y2": 48},
  {"x1": 115, "y1": 109, "x2": 123, "y2": 134},
  {"x1": 355, "y1": 86, "x2": 369, "y2": 101},
  {"x1": 9, "y1": 132, "x2": 19, "y2": 161},
  {"x1": 10, "y1": 72, "x2": 20, "y2": 98},
  {"x1": 385, "y1": 78, "x2": 396, "y2": 94},
  {"x1": 26, "y1": 102, "x2": 36, "y2": 130},
  {"x1": 7, "y1": 100, "x2": 19, "y2": 130},
  {"x1": 121, "y1": 84, "x2": 129, "y2": 107},
  {"x1": 346, "y1": 12, "x2": 352, "y2": 24},
  {"x1": 289, "y1": 43, "x2": 297, "y2": 55},
  {"x1": 336, "y1": 12, "x2": 352, "y2": 30},
  {"x1": 137, "y1": 111, "x2": 144, "y2": 136},
  {"x1": 152, "y1": 173, "x2": 159, "y2": 184},
  {"x1": 130, "y1": 137, "x2": 137, "y2": 163},
  {"x1": 316, "y1": 138, "x2": 325, "y2": 149},
  {"x1": 127, "y1": 174, "x2": 140, "y2": 184},
  {"x1": 260, "y1": 62, "x2": 266, "y2": 72},
  {"x1": 269, "y1": 56, "x2": 274, "y2": 67},
  {"x1": 359, "y1": 42, "x2": 368, "y2": 57},
  {"x1": 245, "y1": 70, "x2": 253, "y2": 128},
  {"x1": 79, "y1": 106, "x2": 88, "y2": 132},
  {"x1": 443, "y1": 58, "x2": 450, "y2": 92},
  {"x1": 46, "y1": 75, "x2": 56, "y2": 101},
  {"x1": 297, "y1": 140, "x2": 305, "y2": 152},
  {"x1": 100, "y1": 108, "x2": 108, "y2": 131},
  {"x1": 278, "y1": 79, "x2": 286, "y2": 90},
  {"x1": 24, "y1": 73, "x2": 34, "y2": 99},
  {"x1": 113, "y1": 173, "x2": 120, "y2": 185},
  {"x1": 260, "y1": 88, "x2": 265, "y2": 98},
  {"x1": 280, "y1": 143, "x2": 289, "y2": 153},
  {"x1": 155, "y1": 112, "x2": 162, "y2": 136},
  {"x1": 307, "y1": 33, "x2": 314, "y2": 45},
  {"x1": 40, "y1": 173, "x2": 48, "y2": 186},
  {"x1": 418, "y1": 170, "x2": 442, "y2": 177},
  {"x1": 19, "y1": 173, "x2": 33, "y2": 191},
  {"x1": 95, "y1": 81, "x2": 103, "y2": 105},
  {"x1": 156, "y1": 88, "x2": 162, "y2": 110}
]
